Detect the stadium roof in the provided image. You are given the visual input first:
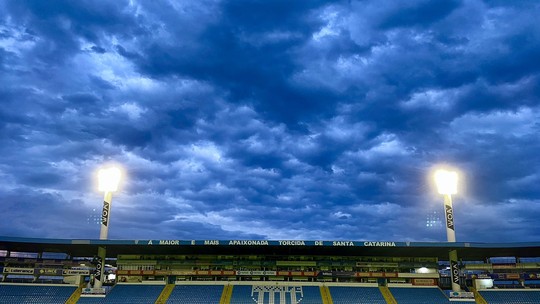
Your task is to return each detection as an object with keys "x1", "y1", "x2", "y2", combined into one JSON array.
[{"x1": 2, "y1": 236, "x2": 540, "y2": 260}]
